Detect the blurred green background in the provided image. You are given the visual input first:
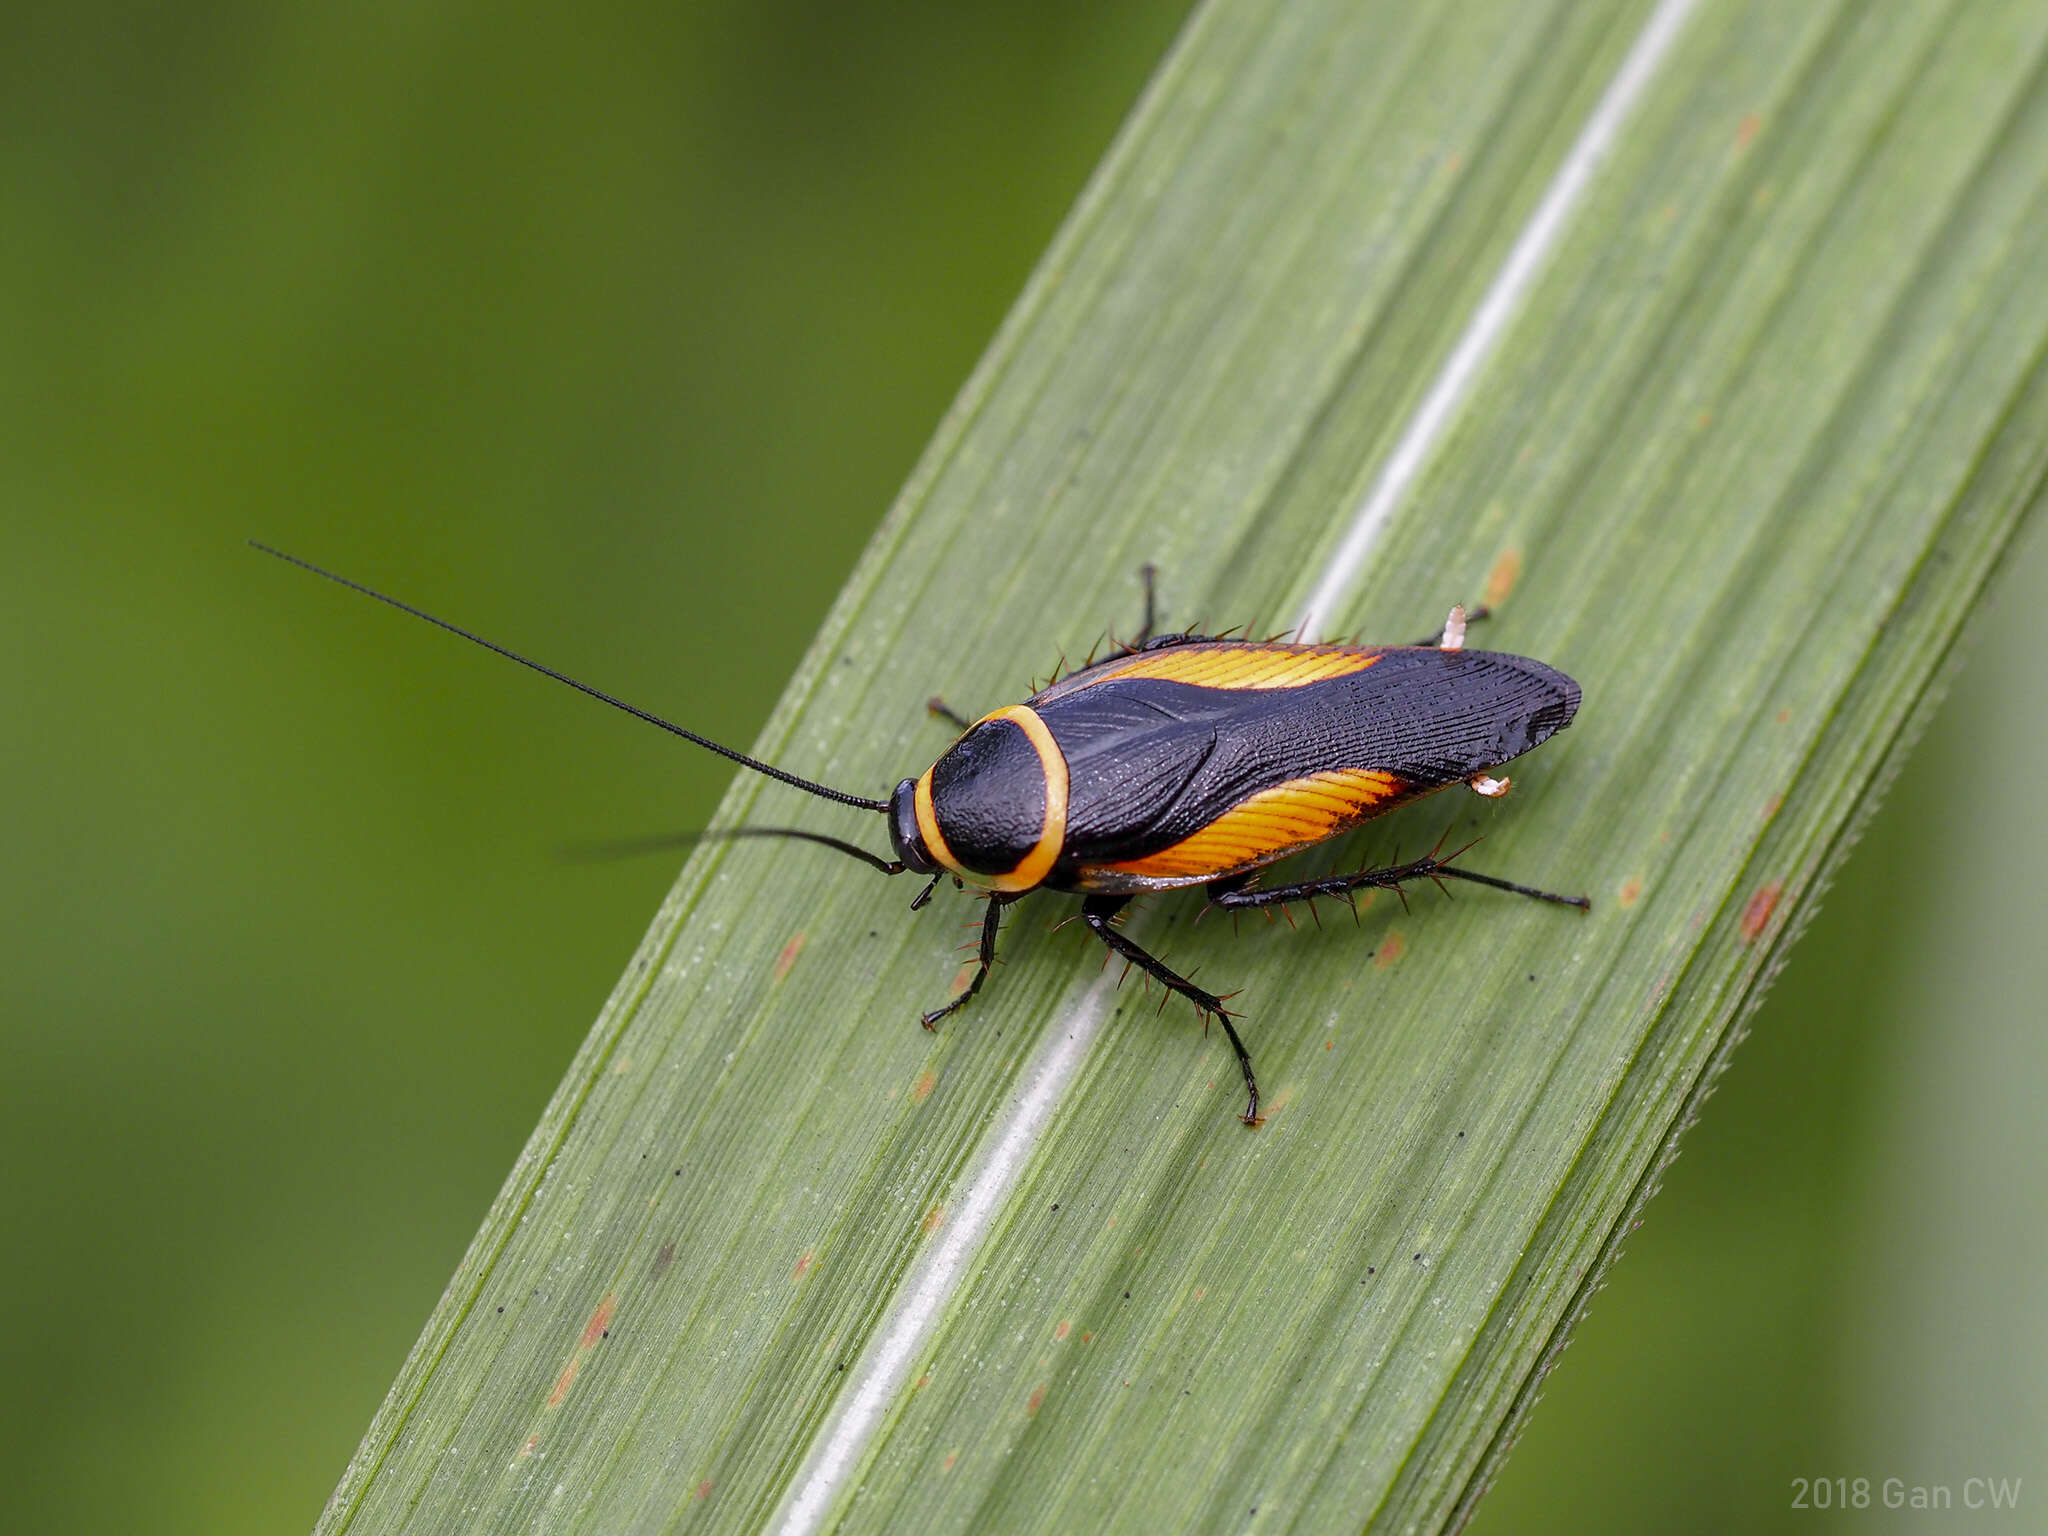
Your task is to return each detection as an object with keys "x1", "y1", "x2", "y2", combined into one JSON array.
[{"x1": 3, "y1": 3, "x2": 2041, "y2": 1533}]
